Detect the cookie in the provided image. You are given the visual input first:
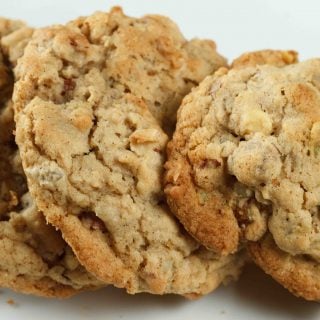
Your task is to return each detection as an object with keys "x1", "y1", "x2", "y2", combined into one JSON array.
[
  {"x1": 13, "y1": 7, "x2": 246, "y2": 296},
  {"x1": 0, "y1": 19, "x2": 103, "y2": 298},
  {"x1": 14, "y1": 7, "x2": 226, "y2": 133},
  {"x1": 165, "y1": 50, "x2": 298, "y2": 254},
  {"x1": 165, "y1": 51, "x2": 320, "y2": 300}
]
